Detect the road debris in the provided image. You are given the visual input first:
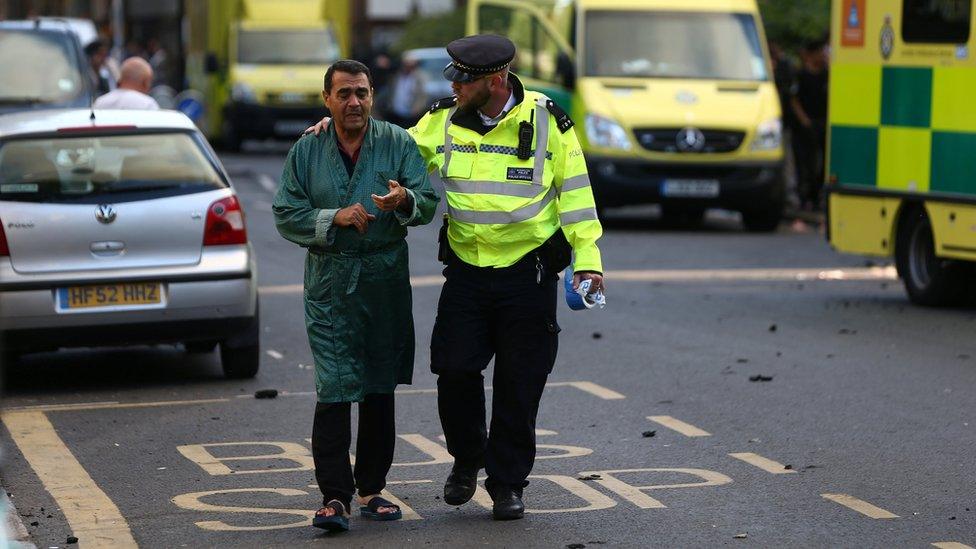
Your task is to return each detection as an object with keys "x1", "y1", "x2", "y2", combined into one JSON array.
[
  {"x1": 578, "y1": 474, "x2": 602, "y2": 481},
  {"x1": 749, "y1": 375, "x2": 773, "y2": 382},
  {"x1": 768, "y1": 324, "x2": 777, "y2": 332},
  {"x1": 255, "y1": 389, "x2": 279, "y2": 399},
  {"x1": 642, "y1": 430, "x2": 656, "y2": 438}
]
